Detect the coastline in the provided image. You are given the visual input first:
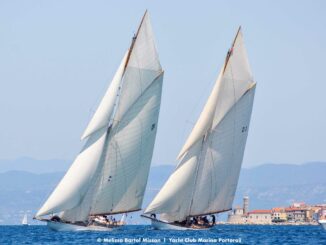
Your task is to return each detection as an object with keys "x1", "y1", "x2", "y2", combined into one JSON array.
[{"x1": 221, "y1": 221, "x2": 319, "y2": 226}]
